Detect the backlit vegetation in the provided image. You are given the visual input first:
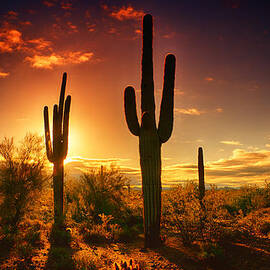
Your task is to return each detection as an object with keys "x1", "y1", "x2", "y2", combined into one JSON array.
[{"x1": 0, "y1": 140, "x2": 270, "y2": 269}]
